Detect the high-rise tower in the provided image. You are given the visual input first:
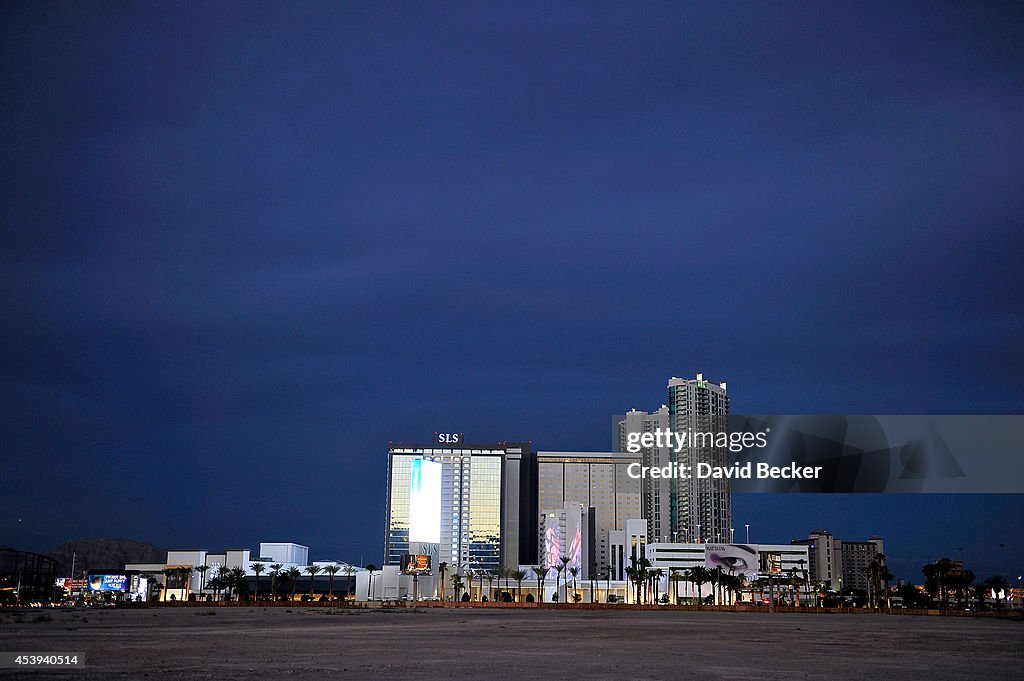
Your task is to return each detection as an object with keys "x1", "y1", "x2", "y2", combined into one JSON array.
[
  {"x1": 615, "y1": 373, "x2": 731, "y2": 545},
  {"x1": 667, "y1": 373, "x2": 730, "y2": 544}
]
